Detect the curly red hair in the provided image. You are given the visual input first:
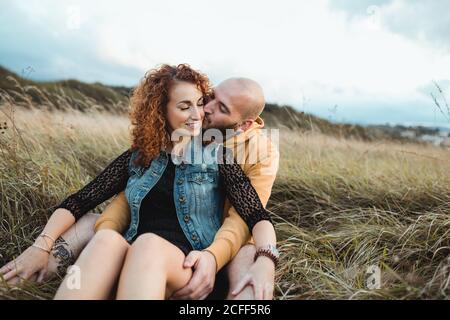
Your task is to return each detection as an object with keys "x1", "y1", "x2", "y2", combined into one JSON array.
[{"x1": 129, "y1": 64, "x2": 211, "y2": 168}]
